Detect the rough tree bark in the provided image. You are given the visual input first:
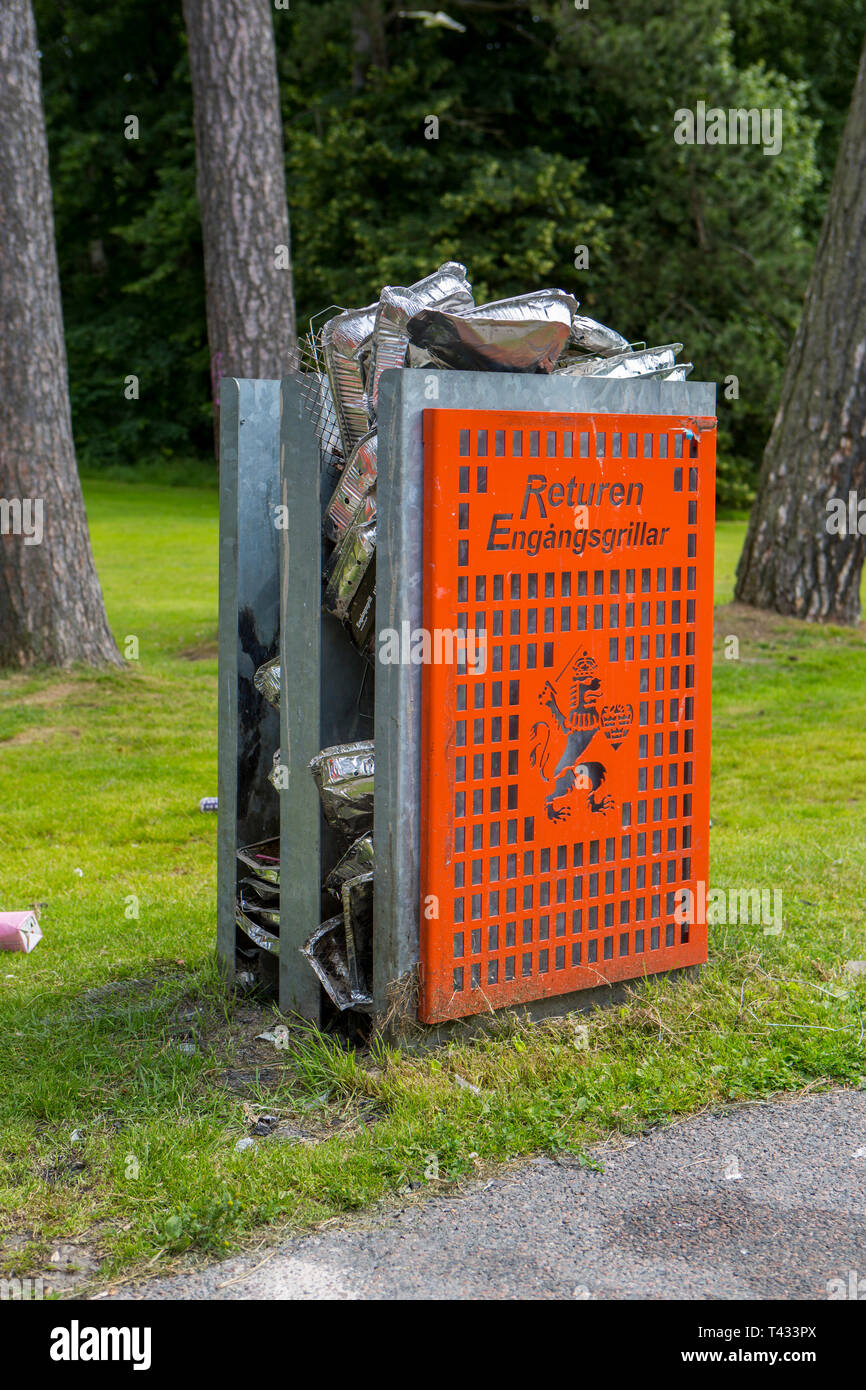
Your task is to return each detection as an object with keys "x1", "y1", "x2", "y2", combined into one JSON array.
[
  {"x1": 182, "y1": 0, "x2": 296, "y2": 450},
  {"x1": 735, "y1": 40, "x2": 866, "y2": 623},
  {"x1": 0, "y1": 0, "x2": 121, "y2": 668}
]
